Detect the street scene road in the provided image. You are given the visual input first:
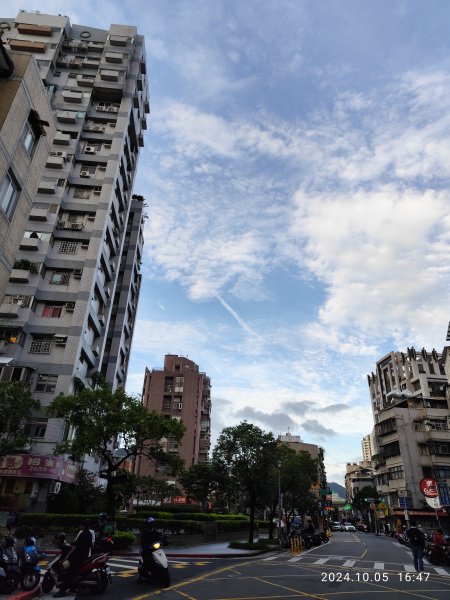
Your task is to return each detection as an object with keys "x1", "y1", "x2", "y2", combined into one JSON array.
[{"x1": 25, "y1": 532, "x2": 450, "y2": 600}]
